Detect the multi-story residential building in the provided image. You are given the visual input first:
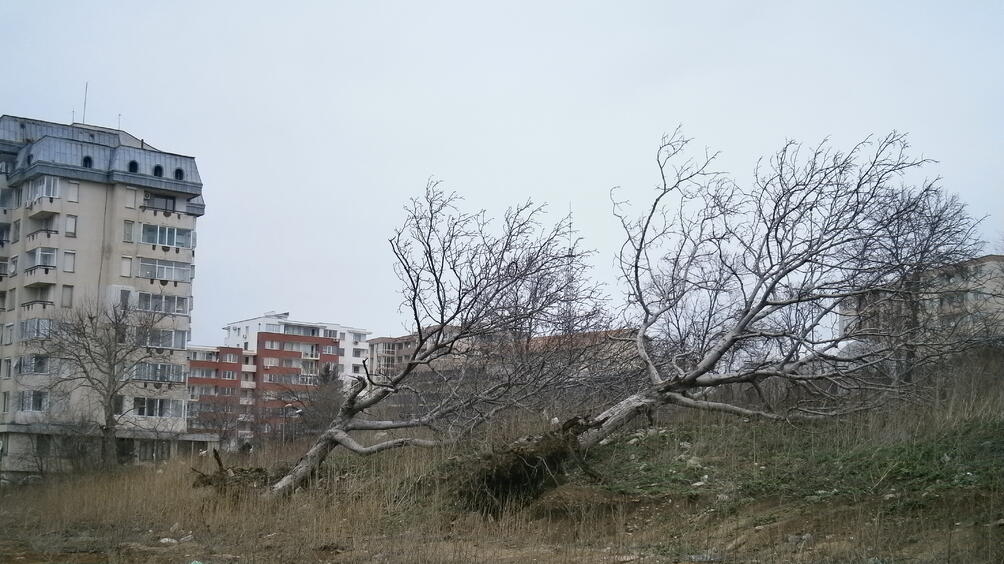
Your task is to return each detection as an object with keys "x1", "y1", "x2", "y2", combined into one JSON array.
[
  {"x1": 840, "y1": 254, "x2": 1004, "y2": 339},
  {"x1": 223, "y1": 311, "x2": 369, "y2": 377},
  {"x1": 367, "y1": 335, "x2": 418, "y2": 376},
  {"x1": 187, "y1": 312, "x2": 363, "y2": 445},
  {"x1": 0, "y1": 116, "x2": 213, "y2": 478},
  {"x1": 186, "y1": 345, "x2": 254, "y2": 445}
]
